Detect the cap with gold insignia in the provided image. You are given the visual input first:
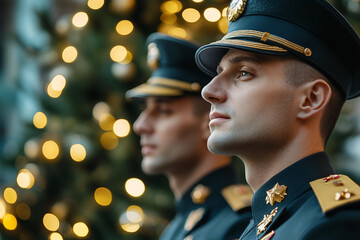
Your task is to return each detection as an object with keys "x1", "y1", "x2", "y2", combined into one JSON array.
[
  {"x1": 195, "y1": 0, "x2": 360, "y2": 100},
  {"x1": 126, "y1": 32, "x2": 212, "y2": 100}
]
